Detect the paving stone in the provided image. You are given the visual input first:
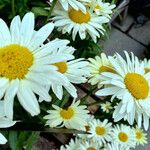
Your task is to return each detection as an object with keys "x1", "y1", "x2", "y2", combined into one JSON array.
[
  {"x1": 102, "y1": 27, "x2": 146, "y2": 58},
  {"x1": 31, "y1": 137, "x2": 58, "y2": 150},
  {"x1": 112, "y1": 15, "x2": 134, "y2": 32},
  {"x1": 128, "y1": 21, "x2": 150, "y2": 46},
  {"x1": 77, "y1": 87, "x2": 99, "y2": 114}
]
